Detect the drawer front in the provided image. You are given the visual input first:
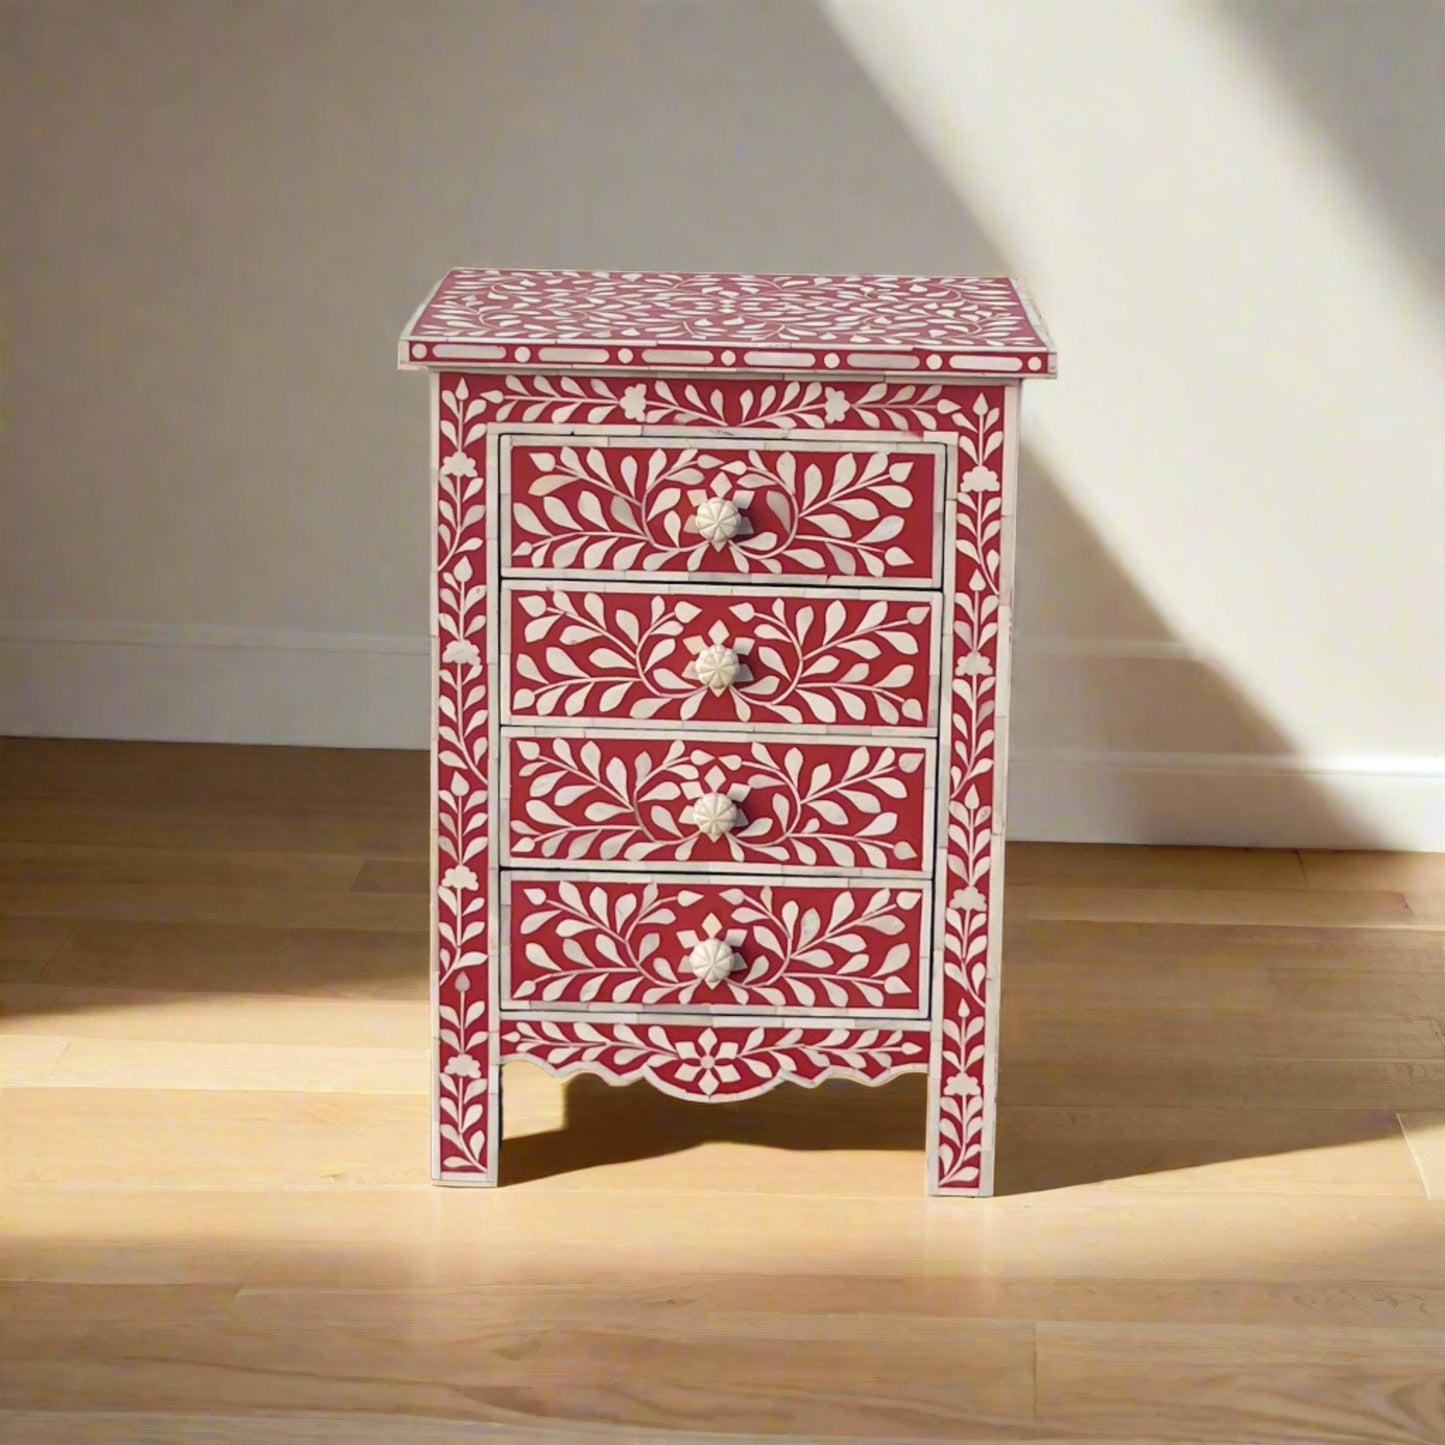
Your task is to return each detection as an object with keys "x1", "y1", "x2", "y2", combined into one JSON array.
[
  {"x1": 500, "y1": 434, "x2": 944, "y2": 585},
  {"x1": 503, "y1": 875, "x2": 929, "y2": 1014},
  {"x1": 504, "y1": 583, "x2": 938, "y2": 731},
  {"x1": 504, "y1": 733, "x2": 932, "y2": 874}
]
